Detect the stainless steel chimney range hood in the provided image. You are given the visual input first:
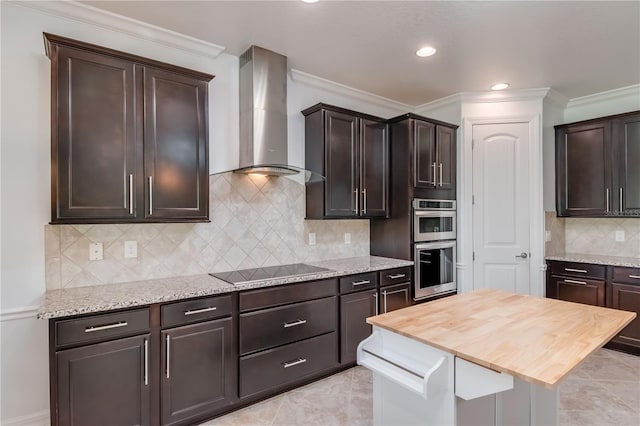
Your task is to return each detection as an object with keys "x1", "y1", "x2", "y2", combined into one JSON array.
[{"x1": 234, "y1": 45, "x2": 301, "y2": 177}]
